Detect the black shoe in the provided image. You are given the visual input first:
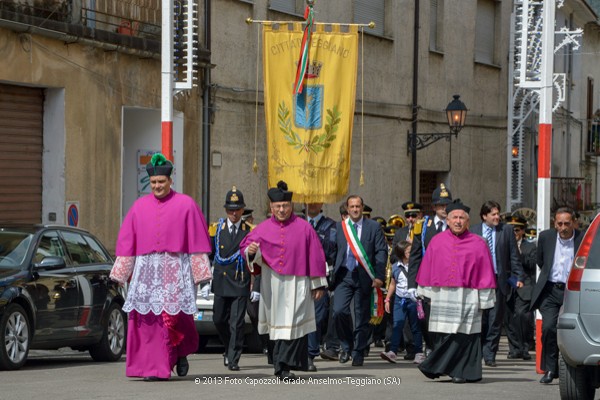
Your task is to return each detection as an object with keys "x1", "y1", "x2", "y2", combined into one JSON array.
[
  {"x1": 223, "y1": 353, "x2": 229, "y2": 367},
  {"x1": 320, "y1": 348, "x2": 339, "y2": 361},
  {"x1": 280, "y1": 371, "x2": 298, "y2": 381},
  {"x1": 228, "y1": 364, "x2": 240, "y2": 371},
  {"x1": 540, "y1": 371, "x2": 556, "y2": 384},
  {"x1": 307, "y1": 358, "x2": 317, "y2": 372},
  {"x1": 485, "y1": 360, "x2": 497, "y2": 367},
  {"x1": 339, "y1": 351, "x2": 350, "y2": 364},
  {"x1": 404, "y1": 353, "x2": 416, "y2": 361},
  {"x1": 263, "y1": 347, "x2": 269, "y2": 355},
  {"x1": 374, "y1": 340, "x2": 384, "y2": 347},
  {"x1": 143, "y1": 376, "x2": 169, "y2": 382},
  {"x1": 507, "y1": 352, "x2": 522, "y2": 359},
  {"x1": 351, "y1": 358, "x2": 364, "y2": 367},
  {"x1": 452, "y1": 377, "x2": 466, "y2": 384},
  {"x1": 363, "y1": 347, "x2": 370, "y2": 357},
  {"x1": 176, "y1": 356, "x2": 189, "y2": 377},
  {"x1": 522, "y1": 352, "x2": 532, "y2": 361}
]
